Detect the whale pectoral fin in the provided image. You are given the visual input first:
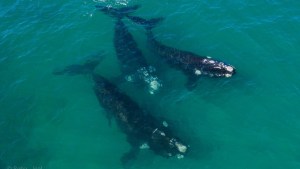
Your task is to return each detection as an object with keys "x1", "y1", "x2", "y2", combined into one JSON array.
[
  {"x1": 121, "y1": 147, "x2": 140, "y2": 168},
  {"x1": 106, "y1": 112, "x2": 113, "y2": 127},
  {"x1": 53, "y1": 56, "x2": 103, "y2": 76},
  {"x1": 185, "y1": 76, "x2": 199, "y2": 91},
  {"x1": 121, "y1": 136, "x2": 141, "y2": 168},
  {"x1": 111, "y1": 75, "x2": 126, "y2": 84},
  {"x1": 53, "y1": 65, "x2": 86, "y2": 75}
]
